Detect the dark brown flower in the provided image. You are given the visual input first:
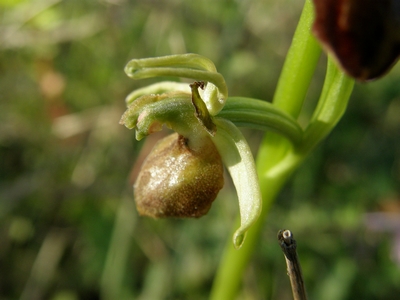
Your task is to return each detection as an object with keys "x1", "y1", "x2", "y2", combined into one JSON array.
[{"x1": 313, "y1": 0, "x2": 400, "y2": 80}]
